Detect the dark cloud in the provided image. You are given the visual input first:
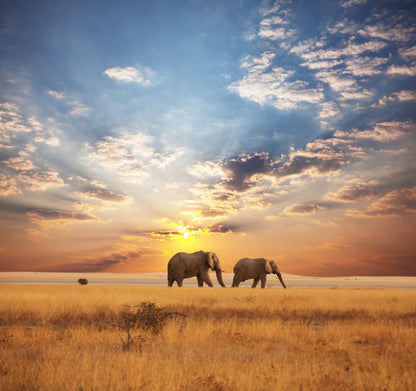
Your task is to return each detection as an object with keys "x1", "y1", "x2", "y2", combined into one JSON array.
[
  {"x1": 26, "y1": 208, "x2": 94, "y2": 221},
  {"x1": 327, "y1": 183, "x2": 381, "y2": 203},
  {"x1": 277, "y1": 156, "x2": 344, "y2": 178},
  {"x1": 284, "y1": 203, "x2": 324, "y2": 215},
  {"x1": 223, "y1": 152, "x2": 275, "y2": 192},
  {"x1": 206, "y1": 224, "x2": 233, "y2": 233}
]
